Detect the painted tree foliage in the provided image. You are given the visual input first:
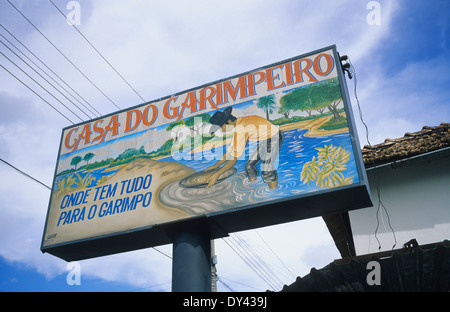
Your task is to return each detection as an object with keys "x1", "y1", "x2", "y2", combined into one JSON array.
[
  {"x1": 70, "y1": 156, "x2": 82, "y2": 170},
  {"x1": 255, "y1": 95, "x2": 276, "y2": 120},
  {"x1": 83, "y1": 152, "x2": 95, "y2": 165},
  {"x1": 280, "y1": 77, "x2": 343, "y2": 122}
]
